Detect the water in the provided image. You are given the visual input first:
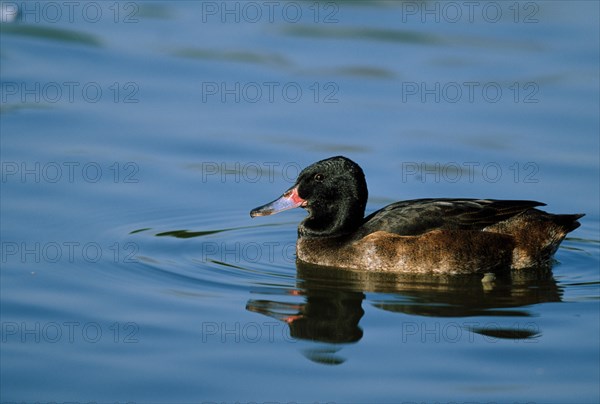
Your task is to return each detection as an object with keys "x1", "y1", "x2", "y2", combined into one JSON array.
[{"x1": 1, "y1": 1, "x2": 599, "y2": 402}]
